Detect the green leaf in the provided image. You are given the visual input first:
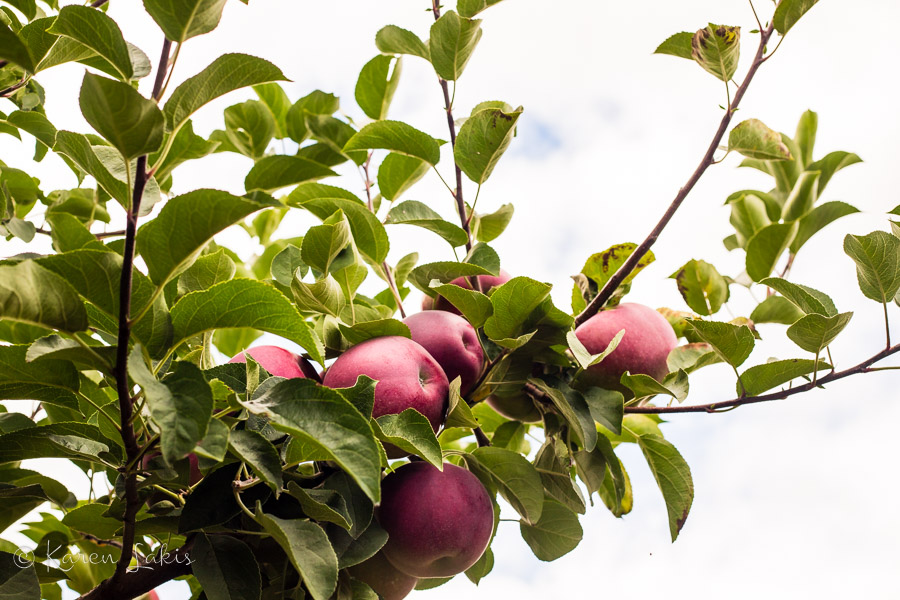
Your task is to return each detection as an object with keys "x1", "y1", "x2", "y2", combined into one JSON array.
[
  {"x1": 79, "y1": 73, "x2": 164, "y2": 159},
  {"x1": 244, "y1": 155, "x2": 336, "y2": 192},
  {"x1": 691, "y1": 24, "x2": 740, "y2": 81},
  {"x1": 407, "y1": 261, "x2": 493, "y2": 294},
  {"x1": 142, "y1": 0, "x2": 227, "y2": 43},
  {"x1": 568, "y1": 329, "x2": 624, "y2": 371},
  {"x1": 455, "y1": 106, "x2": 522, "y2": 184},
  {"x1": 527, "y1": 379, "x2": 596, "y2": 450},
  {"x1": 843, "y1": 231, "x2": 900, "y2": 303},
  {"x1": 670, "y1": 259, "x2": 729, "y2": 316},
  {"x1": 375, "y1": 25, "x2": 430, "y2": 61},
  {"x1": 62, "y1": 503, "x2": 123, "y2": 539},
  {"x1": 355, "y1": 55, "x2": 402, "y2": 121},
  {"x1": 759, "y1": 277, "x2": 837, "y2": 317},
  {"x1": 773, "y1": 0, "x2": 820, "y2": 34},
  {"x1": 738, "y1": 358, "x2": 830, "y2": 396},
  {"x1": 808, "y1": 151, "x2": 862, "y2": 195},
  {"x1": 192, "y1": 533, "x2": 261, "y2": 600},
  {"x1": 285, "y1": 90, "x2": 341, "y2": 144},
  {"x1": 0, "y1": 344, "x2": 79, "y2": 401},
  {"x1": 429, "y1": 11, "x2": 482, "y2": 81},
  {"x1": 376, "y1": 152, "x2": 429, "y2": 202},
  {"x1": 171, "y1": 279, "x2": 324, "y2": 364},
  {"x1": 620, "y1": 370, "x2": 689, "y2": 403},
  {"x1": 51, "y1": 132, "x2": 128, "y2": 206},
  {"x1": 534, "y1": 441, "x2": 585, "y2": 514},
  {"x1": 241, "y1": 378, "x2": 380, "y2": 502},
  {"x1": 137, "y1": 189, "x2": 276, "y2": 285},
  {"x1": 285, "y1": 482, "x2": 352, "y2": 530},
  {"x1": 578, "y1": 243, "x2": 655, "y2": 289},
  {"x1": 0, "y1": 422, "x2": 118, "y2": 464},
  {"x1": 457, "y1": 0, "x2": 506, "y2": 18},
  {"x1": 163, "y1": 53, "x2": 287, "y2": 132},
  {"x1": 292, "y1": 275, "x2": 345, "y2": 318},
  {"x1": 483, "y1": 277, "x2": 551, "y2": 343},
  {"x1": 150, "y1": 120, "x2": 221, "y2": 185},
  {"x1": 271, "y1": 244, "x2": 307, "y2": 287},
  {"x1": 25, "y1": 335, "x2": 114, "y2": 372},
  {"x1": 177, "y1": 248, "x2": 236, "y2": 296},
  {"x1": 373, "y1": 409, "x2": 442, "y2": 469},
  {"x1": 229, "y1": 428, "x2": 283, "y2": 495},
  {"x1": 583, "y1": 388, "x2": 624, "y2": 435},
  {"x1": 338, "y1": 319, "x2": 409, "y2": 345},
  {"x1": 464, "y1": 447, "x2": 544, "y2": 524},
  {"x1": 49, "y1": 5, "x2": 132, "y2": 80},
  {"x1": 786, "y1": 312, "x2": 853, "y2": 354},
  {"x1": 519, "y1": 499, "x2": 583, "y2": 561},
  {"x1": 654, "y1": 31, "x2": 693, "y2": 60},
  {"x1": 781, "y1": 170, "x2": 821, "y2": 222},
  {"x1": 728, "y1": 119, "x2": 792, "y2": 160},
  {"x1": 221, "y1": 100, "x2": 275, "y2": 159},
  {"x1": 749, "y1": 296, "x2": 804, "y2": 325},
  {"x1": 253, "y1": 82, "x2": 291, "y2": 139},
  {"x1": 0, "y1": 550, "x2": 40, "y2": 599},
  {"x1": 633, "y1": 433, "x2": 693, "y2": 542},
  {"x1": 129, "y1": 351, "x2": 212, "y2": 465},
  {"x1": 790, "y1": 201, "x2": 859, "y2": 253},
  {"x1": 254, "y1": 510, "x2": 338, "y2": 600},
  {"x1": 385, "y1": 200, "x2": 467, "y2": 247},
  {"x1": 0, "y1": 261, "x2": 88, "y2": 333},
  {"x1": 343, "y1": 120, "x2": 440, "y2": 165},
  {"x1": 473, "y1": 203, "x2": 514, "y2": 243},
  {"x1": 745, "y1": 221, "x2": 798, "y2": 282},
  {"x1": 301, "y1": 216, "x2": 352, "y2": 275},
  {"x1": 686, "y1": 320, "x2": 754, "y2": 367},
  {"x1": 794, "y1": 109, "x2": 818, "y2": 167},
  {"x1": 0, "y1": 19, "x2": 33, "y2": 73},
  {"x1": 430, "y1": 281, "x2": 493, "y2": 328}
]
